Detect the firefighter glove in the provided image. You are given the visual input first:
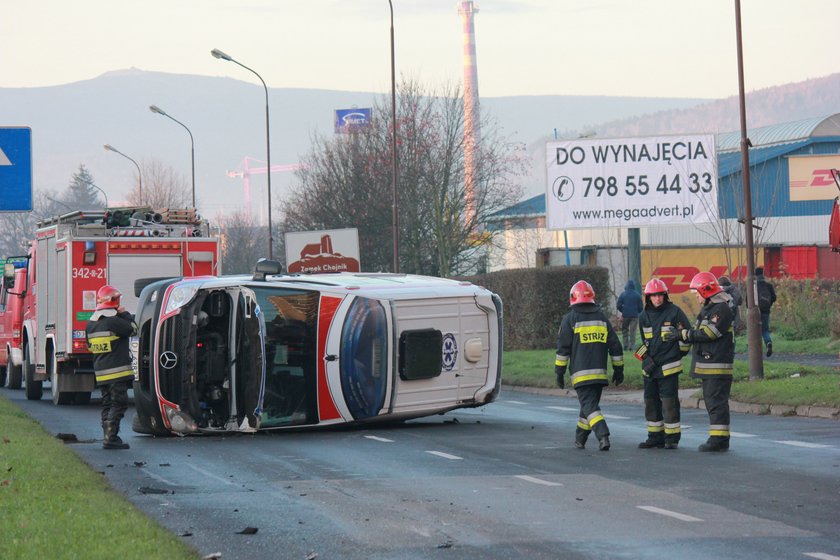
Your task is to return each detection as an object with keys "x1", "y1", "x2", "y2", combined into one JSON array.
[
  {"x1": 661, "y1": 326, "x2": 677, "y2": 342},
  {"x1": 612, "y1": 365, "x2": 625, "y2": 386},
  {"x1": 555, "y1": 365, "x2": 566, "y2": 389},
  {"x1": 641, "y1": 356, "x2": 657, "y2": 376},
  {"x1": 680, "y1": 329, "x2": 691, "y2": 342}
]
